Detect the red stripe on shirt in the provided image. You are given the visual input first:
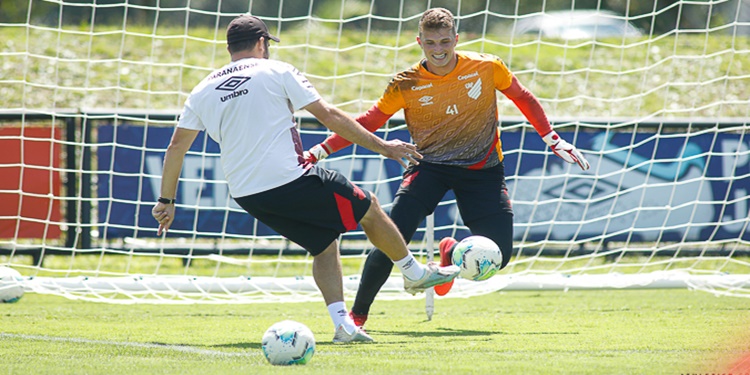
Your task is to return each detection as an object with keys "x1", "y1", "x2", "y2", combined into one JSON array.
[{"x1": 467, "y1": 129, "x2": 500, "y2": 170}]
